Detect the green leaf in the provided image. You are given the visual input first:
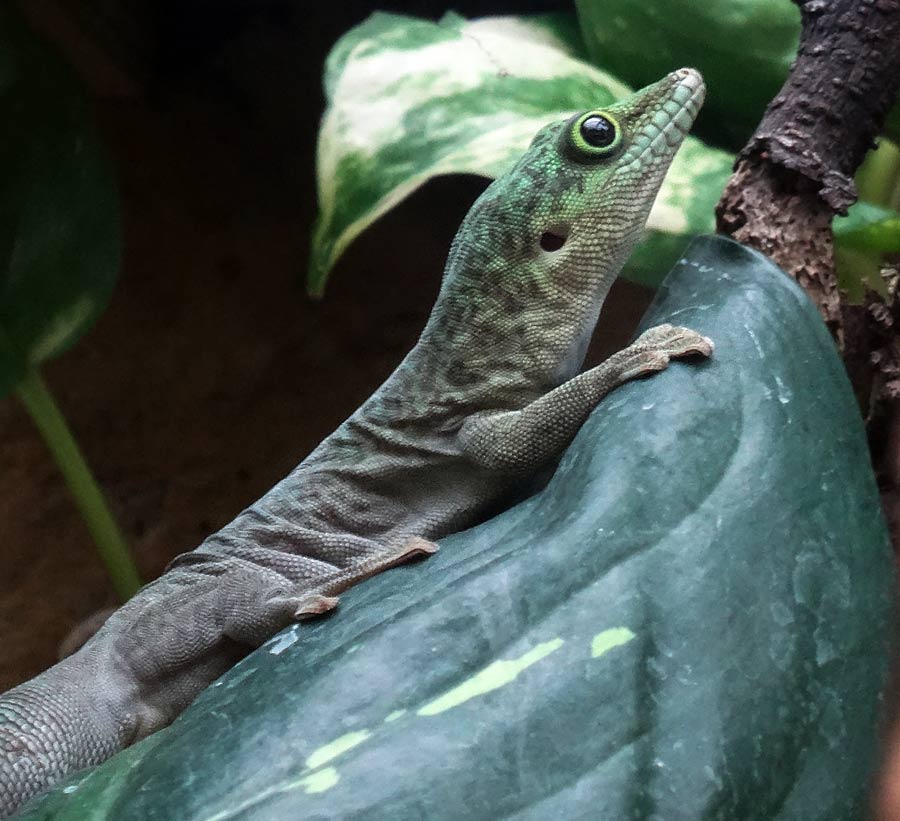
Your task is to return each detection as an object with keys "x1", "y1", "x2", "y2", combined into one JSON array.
[
  {"x1": 575, "y1": 0, "x2": 800, "y2": 150},
  {"x1": 834, "y1": 201, "x2": 900, "y2": 254},
  {"x1": 835, "y1": 246, "x2": 886, "y2": 303},
  {"x1": 855, "y1": 137, "x2": 900, "y2": 207},
  {"x1": 309, "y1": 12, "x2": 732, "y2": 295},
  {"x1": 832, "y1": 201, "x2": 900, "y2": 300},
  {"x1": 24, "y1": 237, "x2": 891, "y2": 819},
  {"x1": 0, "y1": 6, "x2": 120, "y2": 397}
]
